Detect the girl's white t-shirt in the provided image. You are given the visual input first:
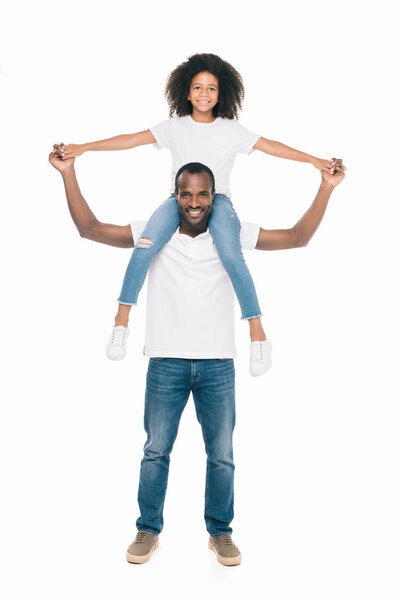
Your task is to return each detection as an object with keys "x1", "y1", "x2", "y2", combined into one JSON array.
[{"x1": 149, "y1": 115, "x2": 261, "y2": 197}]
